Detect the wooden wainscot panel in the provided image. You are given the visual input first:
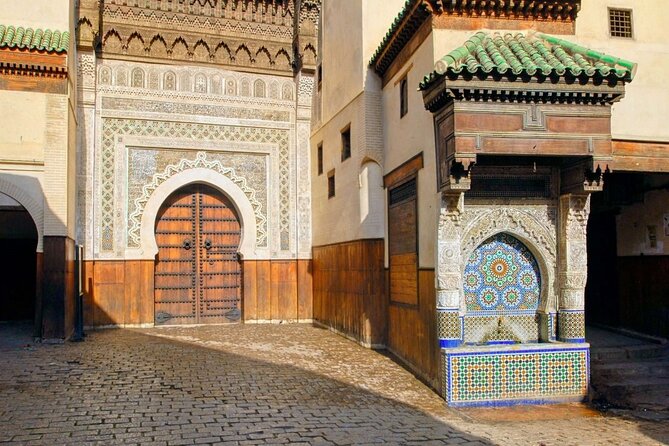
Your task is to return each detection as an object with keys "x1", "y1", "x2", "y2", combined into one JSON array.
[
  {"x1": 298, "y1": 260, "x2": 313, "y2": 320},
  {"x1": 242, "y1": 260, "x2": 258, "y2": 321},
  {"x1": 91, "y1": 261, "x2": 125, "y2": 325},
  {"x1": 546, "y1": 116, "x2": 611, "y2": 135},
  {"x1": 271, "y1": 261, "x2": 298, "y2": 321},
  {"x1": 123, "y1": 260, "x2": 154, "y2": 325},
  {"x1": 455, "y1": 112, "x2": 524, "y2": 133},
  {"x1": 255, "y1": 260, "x2": 272, "y2": 321},
  {"x1": 480, "y1": 137, "x2": 589, "y2": 155},
  {"x1": 312, "y1": 240, "x2": 386, "y2": 347}
]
